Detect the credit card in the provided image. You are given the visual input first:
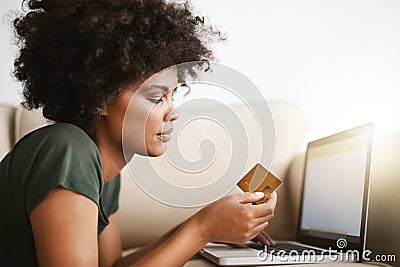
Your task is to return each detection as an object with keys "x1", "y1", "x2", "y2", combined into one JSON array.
[{"x1": 237, "y1": 163, "x2": 282, "y2": 204}]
